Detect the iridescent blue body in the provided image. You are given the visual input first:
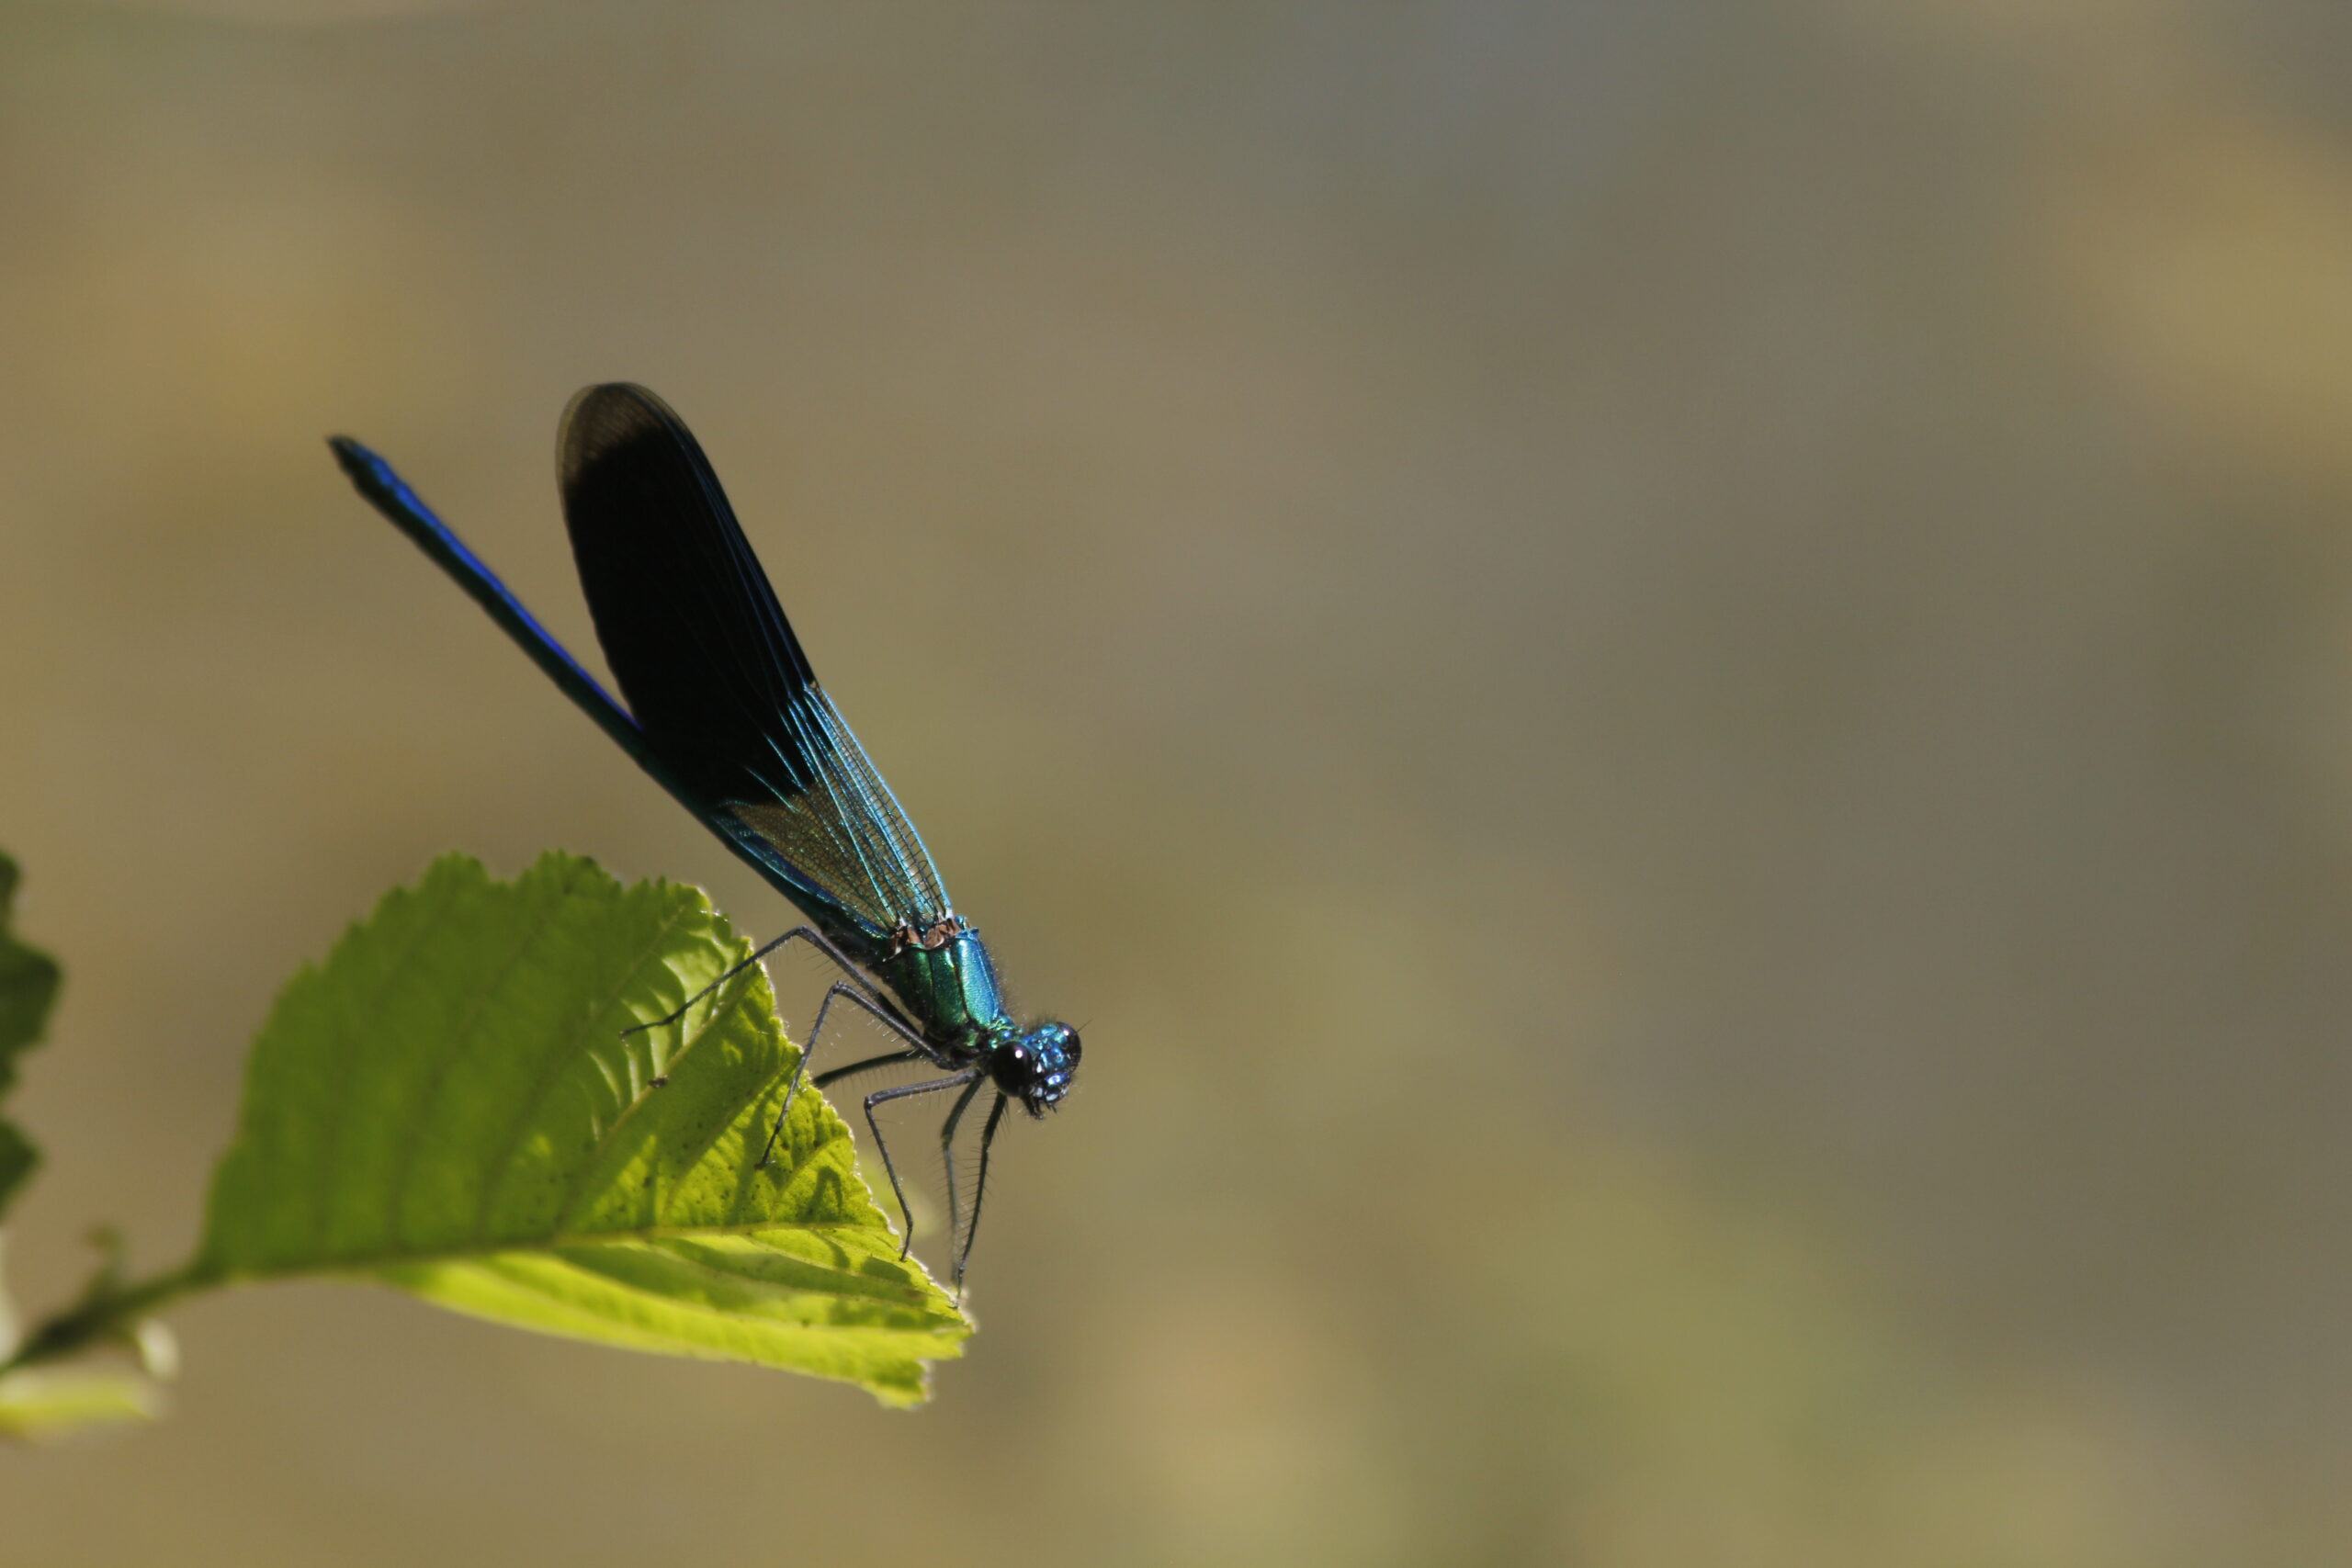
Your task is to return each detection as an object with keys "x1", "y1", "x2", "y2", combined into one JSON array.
[
  {"x1": 873, "y1": 932, "x2": 1079, "y2": 1101},
  {"x1": 328, "y1": 383, "x2": 1078, "y2": 1283}
]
